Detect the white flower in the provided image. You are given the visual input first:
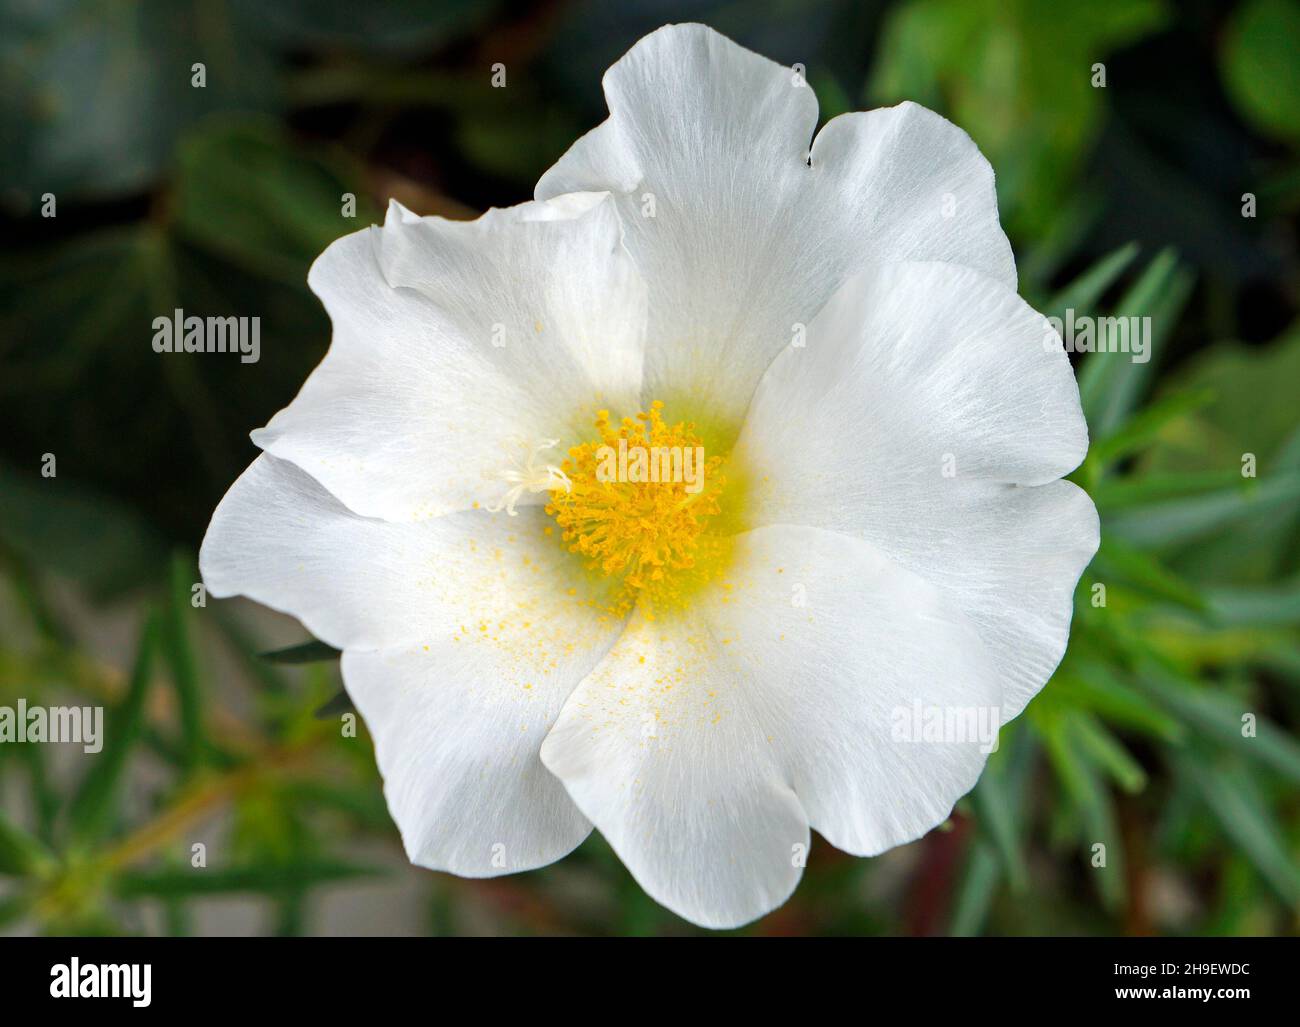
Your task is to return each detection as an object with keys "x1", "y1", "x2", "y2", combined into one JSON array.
[{"x1": 200, "y1": 23, "x2": 1099, "y2": 929}]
